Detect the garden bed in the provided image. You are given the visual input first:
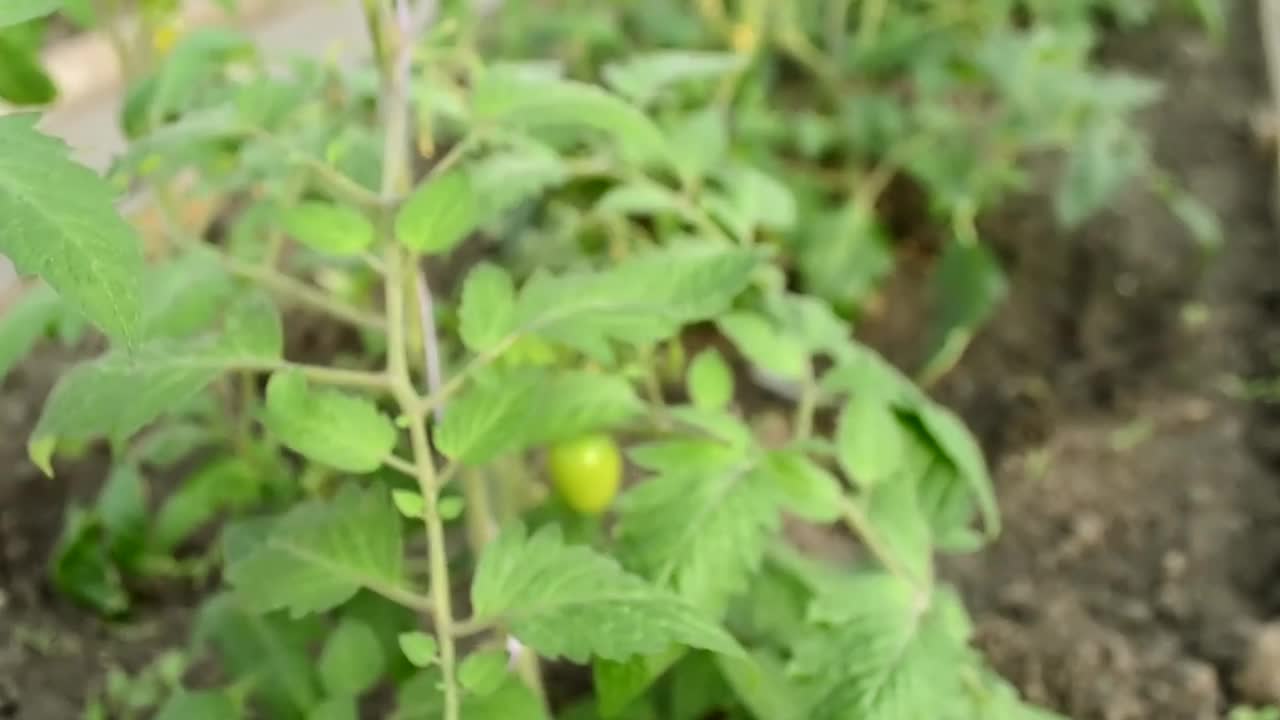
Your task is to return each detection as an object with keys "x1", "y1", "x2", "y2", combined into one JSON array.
[{"x1": 3, "y1": 4, "x2": 1280, "y2": 720}]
